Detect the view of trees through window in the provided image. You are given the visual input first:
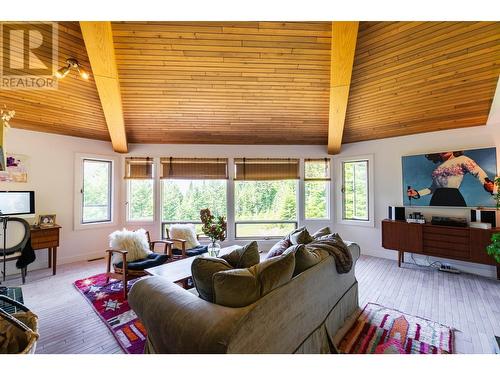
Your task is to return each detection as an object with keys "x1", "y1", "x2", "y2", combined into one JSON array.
[
  {"x1": 82, "y1": 159, "x2": 112, "y2": 223},
  {"x1": 235, "y1": 180, "x2": 297, "y2": 238},
  {"x1": 161, "y1": 180, "x2": 227, "y2": 222},
  {"x1": 127, "y1": 179, "x2": 154, "y2": 221},
  {"x1": 304, "y1": 160, "x2": 330, "y2": 219},
  {"x1": 342, "y1": 160, "x2": 368, "y2": 221}
]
